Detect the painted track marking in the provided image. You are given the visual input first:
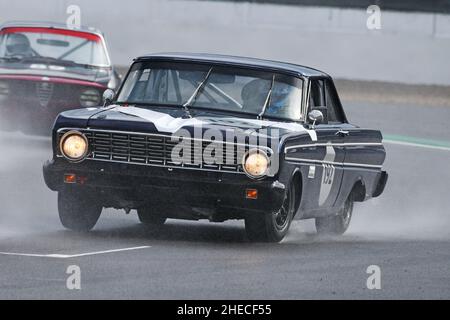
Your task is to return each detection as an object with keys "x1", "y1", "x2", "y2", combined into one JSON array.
[
  {"x1": 0, "y1": 246, "x2": 151, "y2": 259},
  {"x1": 384, "y1": 134, "x2": 450, "y2": 152}
]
